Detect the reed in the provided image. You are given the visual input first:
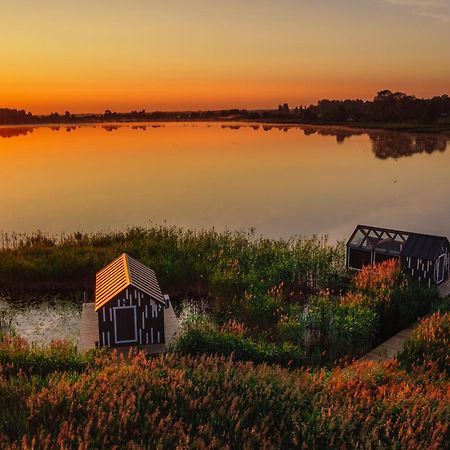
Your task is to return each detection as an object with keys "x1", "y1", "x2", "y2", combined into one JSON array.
[
  {"x1": 0, "y1": 333, "x2": 448, "y2": 449},
  {"x1": 0, "y1": 225, "x2": 346, "y2": 305}
]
